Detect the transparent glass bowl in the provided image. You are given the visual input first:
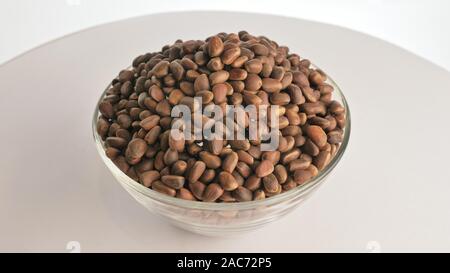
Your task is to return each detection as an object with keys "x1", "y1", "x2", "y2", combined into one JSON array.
[{"x1": 92, "y1": 70, "x2": 351, "y2": 237}]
